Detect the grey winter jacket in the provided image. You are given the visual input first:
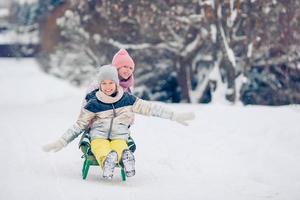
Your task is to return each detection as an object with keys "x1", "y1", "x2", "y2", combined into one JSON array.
[{"x1": 61, "y1": 87, "x2": 174, "y2": 144}]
